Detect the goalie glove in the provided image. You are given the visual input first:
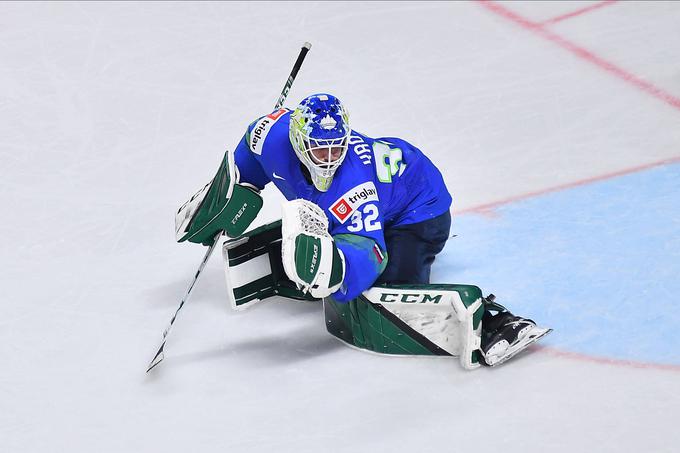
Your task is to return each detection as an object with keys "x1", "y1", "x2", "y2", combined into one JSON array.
[{"x1": 281, "y1": 199, "x2": 346, "y2": 298}]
